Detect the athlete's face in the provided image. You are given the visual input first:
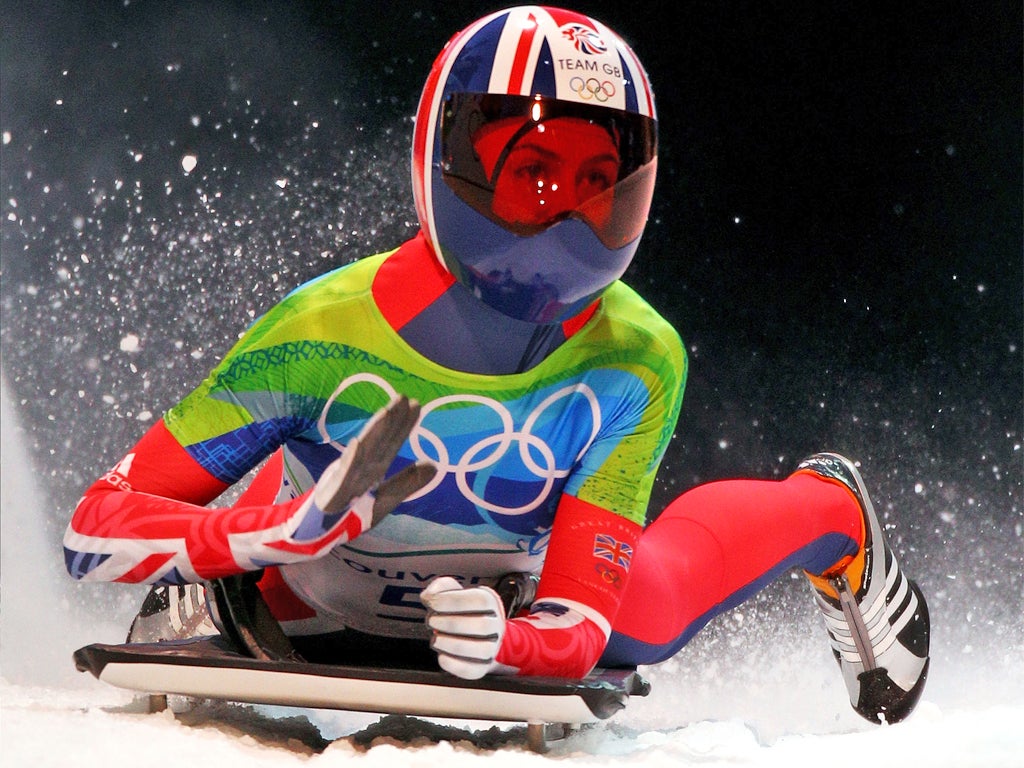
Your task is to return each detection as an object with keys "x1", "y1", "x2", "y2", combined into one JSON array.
[{"x1": 473, "y1": 117, "x2": 620, "y2": 231}]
